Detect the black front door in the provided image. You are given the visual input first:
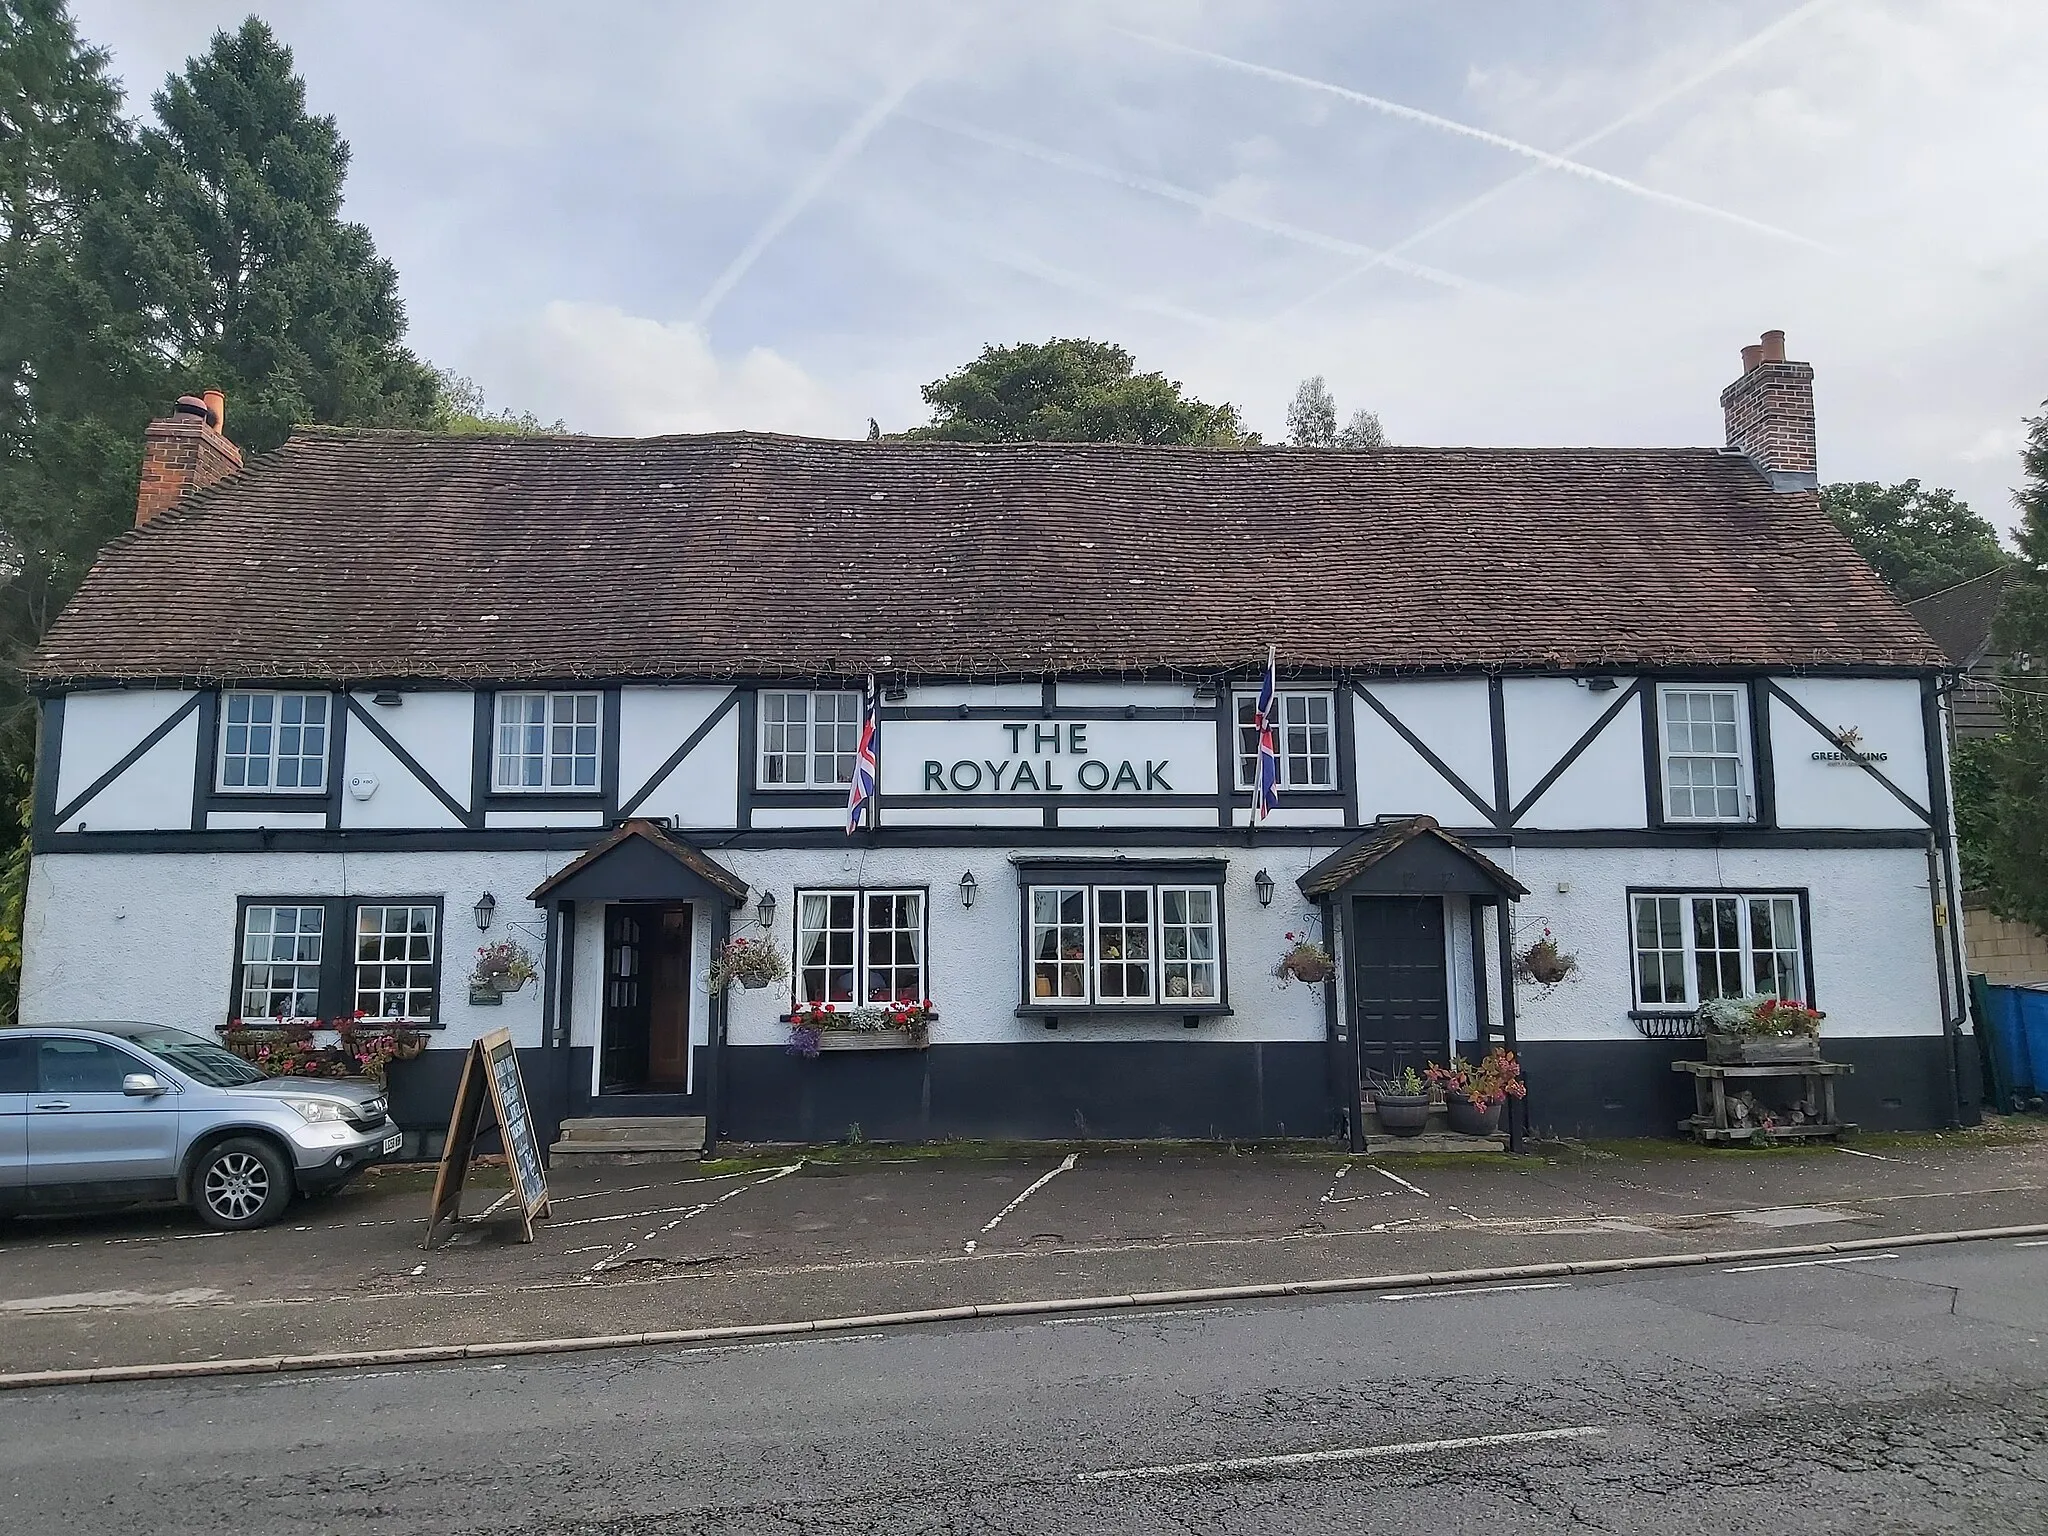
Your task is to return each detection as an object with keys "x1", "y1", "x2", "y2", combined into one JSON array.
[
  {"x1": 601, "y1": 906, "x2": 652, "y2": 1093},
  {"x1": 1350, "y1": 895, "x2": 1450, "y2": 1085}
]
